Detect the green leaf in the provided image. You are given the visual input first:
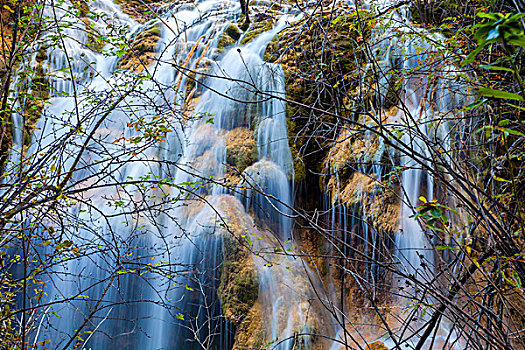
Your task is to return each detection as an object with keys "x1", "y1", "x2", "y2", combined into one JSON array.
[
  {"x1": 512, "y1": 270, "x2": 522, "y2": 288},
  {"x1": 478, "y1": 87, "x2": 524, "y2": 101},
  {"x1": 505, "y1": 103, "x2": 525, "y2": 111},
  {"x1": 430, "y1": 207, "x2": 442, "y2": 218},
  {"x1": 461, "y1": 98, "x2": 488, "y2": 111},
  {"x1": 493, "y1": 175, "x2": 511, "y2": 183},
  {"x1": 176, "y1": 313, "x2": 185, "y2": 320},
  {"x1": 476, "y1": 12, "x2": 499, "y2": 21},
  {"x1": 435, "y1": 245, "x2": 460, "y2": 251},
  {"x1": 509, "y1": 13, "x2": 525, "y2": 21},
  {"x1": 499, "y1": 127, "x2": 525, "y2": 137},
  {"x1": 508, "y1": 37, "x2": 525, "y2": 48},
  {"x1": 462, "y1": 45, "x2": 484, "y2": 66},
  {"x1": 56, "y1": 240, "x2": 73, "y2": 250},
  {"x1": 479, "y1": 64, "x2": 514, "y2": 73}
]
